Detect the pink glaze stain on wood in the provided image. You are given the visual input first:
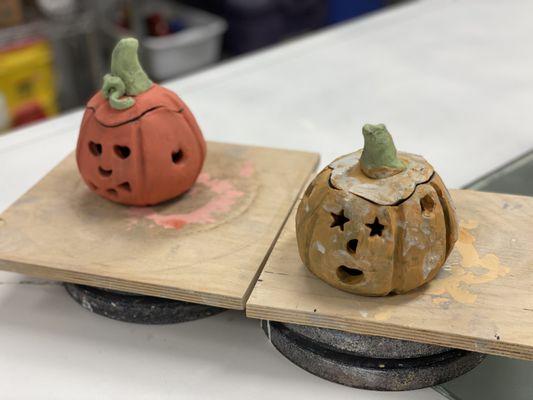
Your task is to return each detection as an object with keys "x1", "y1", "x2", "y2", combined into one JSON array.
[
  {"x1": 239, "y1": 160, "x2": 255, "y2": 178},
  {"x1": 128, "y1": 172, "x2": 245, "y2": 230}
]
